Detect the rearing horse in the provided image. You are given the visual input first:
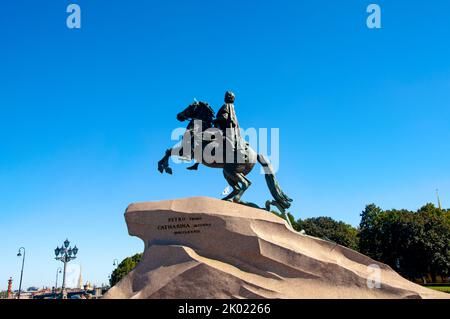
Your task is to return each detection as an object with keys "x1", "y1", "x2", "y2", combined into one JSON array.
[{"x1": 157, "y1": 101, "x2": 293, "y2": 222}]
